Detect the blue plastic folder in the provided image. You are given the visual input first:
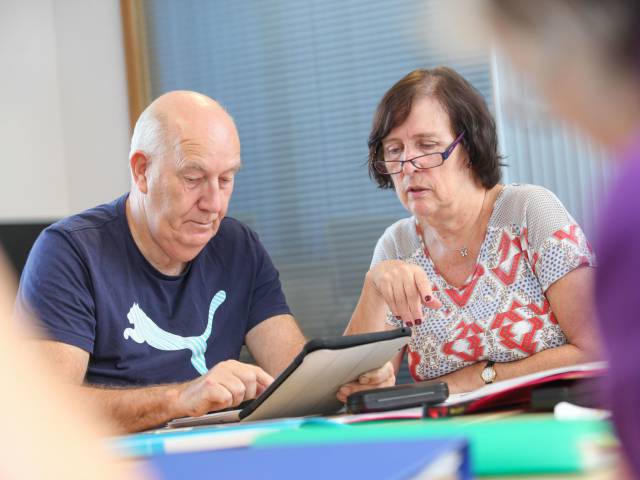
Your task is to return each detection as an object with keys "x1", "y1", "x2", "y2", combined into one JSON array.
[
  {"x1": 110, "y1": 418, "x2": 334, "y2": 457},
  {"x1": 147, "y1": 438, "x2": 471, "y2": 480}
]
